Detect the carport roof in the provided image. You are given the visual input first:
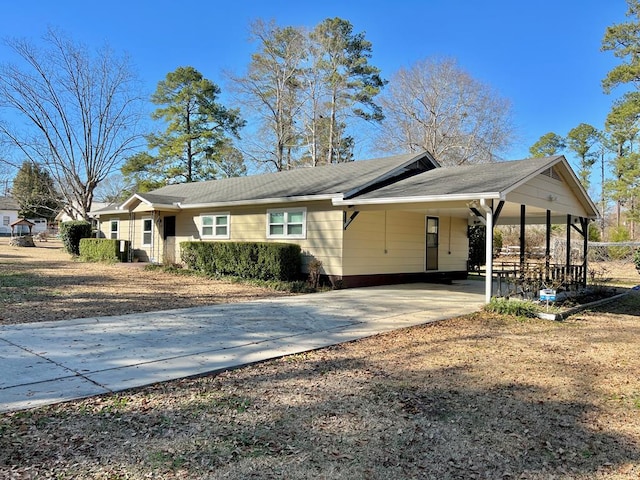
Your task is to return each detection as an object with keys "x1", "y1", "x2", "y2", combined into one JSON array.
[
  {"x1": 343, "y1": 156, "x2": 562, "y2": 201},
  {"x1": 333, "y1": 155, "x2": 599, "y2": 220}
]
